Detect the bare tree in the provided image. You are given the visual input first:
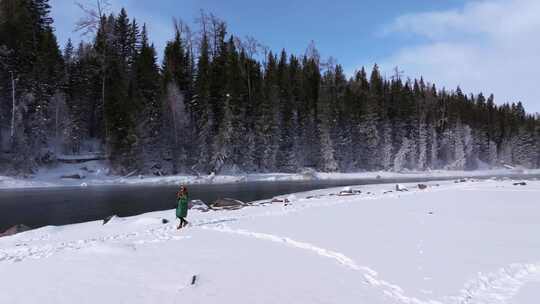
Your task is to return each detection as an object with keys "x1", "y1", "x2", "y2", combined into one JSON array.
[
  {"x1": 74, "y1": 0, "x2": 111, "y2": 36},
  {"x1": 194, "y1": 9, "x2": 210, "y2": 53},
  {"x1": 195, "y1": 10, "x2": 227, "y2": 58},
  {"x1": 195, "y1": 9, "x2": 208, "y2": 33},
  {"x1": 234, "y1": 35, "x2": 261, "y2": 104},
  {"x1": 391, "y1": 66, "x2": 404, "y2": 82},
  {"x1": 173, "y1": 18, "x2": 190, "y2": 39},
  {"x1": 209, "y1": 13, "x2": 225, "y2": 57},
  {"x1": 259, "y1": 43, "x2": 270, "y2": 68},
  {"x1": 234, "y1": 35, "x2": 260, "y2": 59},
  {"x1": 305, "y1": 40, "x2": 320, "y2": 64},
  {"x1": 233, "y1": 35, "x2": 268, "y2": 65},
  {"x1": 172, "y1": 17, "x2": 194, "y2": 58},
  {"x1": 321, "y1": 56, "x2": 337, "y2": 73},
  {"x1": 75, "y1": 0, "x2": 111, "y2": 150}
]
